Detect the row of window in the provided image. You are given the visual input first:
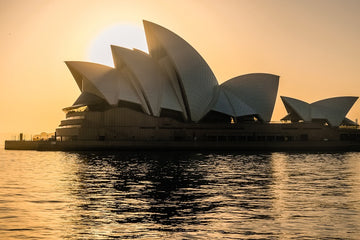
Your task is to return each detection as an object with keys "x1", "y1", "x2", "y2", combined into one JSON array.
[
  {"x1": 206, "y1": 135, "x2": 308, "y2": 142},
  {"x1": 340, "y1": 134, "x2": 360, "y2": 141}
]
